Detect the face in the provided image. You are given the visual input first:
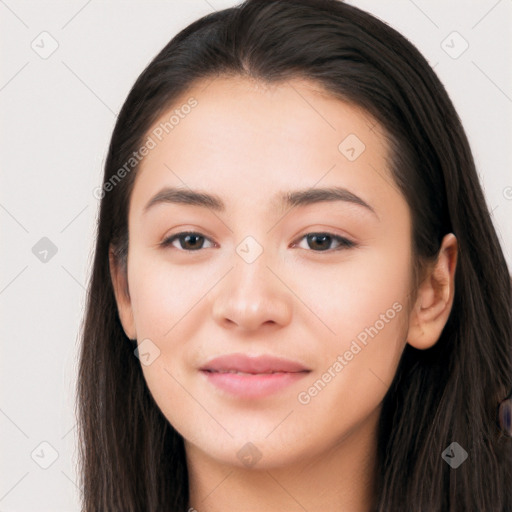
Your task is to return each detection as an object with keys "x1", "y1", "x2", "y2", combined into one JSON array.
[{"x1": 112, "y1": 76, "x2": 415, "y2": 470}]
